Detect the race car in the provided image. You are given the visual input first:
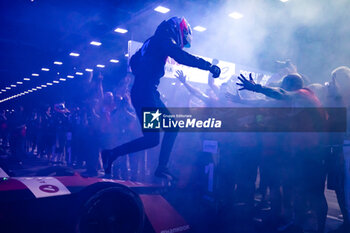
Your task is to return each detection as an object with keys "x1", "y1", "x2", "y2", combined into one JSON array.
[{"x1": 0, "y1": 166, "x2": 191, "y2": 233}]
